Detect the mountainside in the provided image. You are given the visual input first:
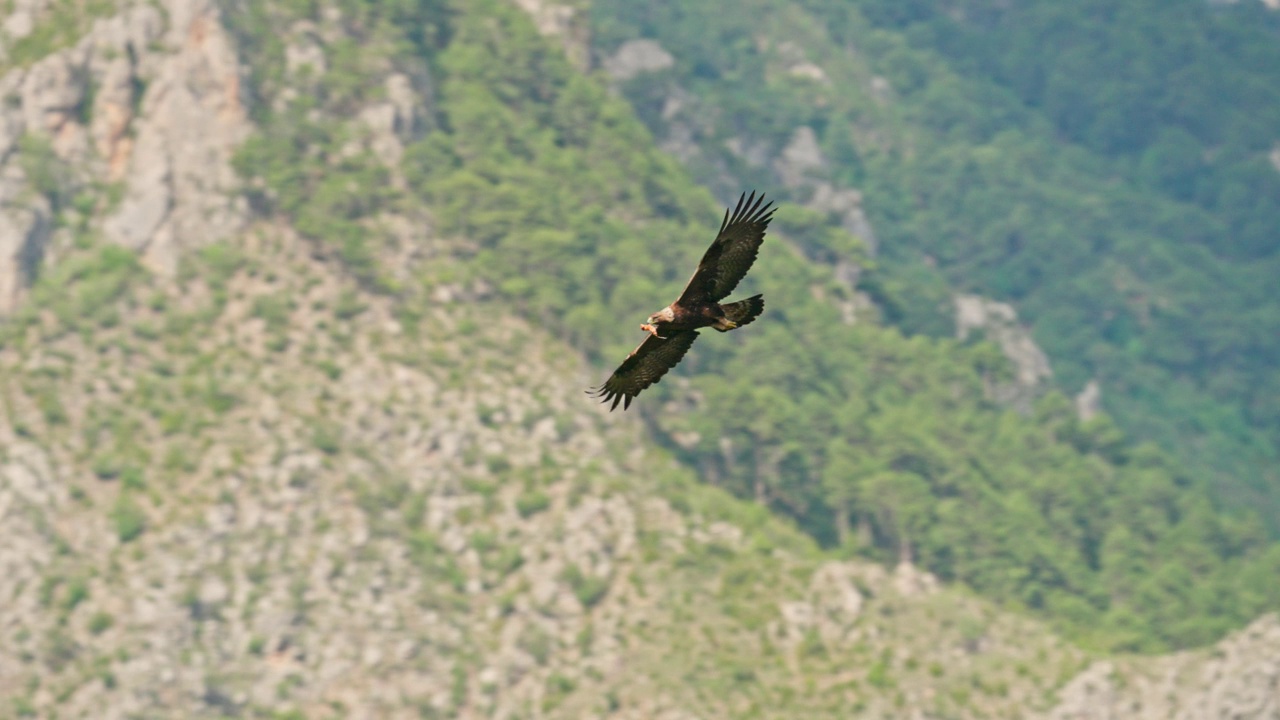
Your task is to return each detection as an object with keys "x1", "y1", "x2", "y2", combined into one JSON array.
[
  {"x1": 588, "y1": 0, "x2": 1280, "y2": 527},
  {"x1": 1, "y1": 177, "x2": 1278, "y2": 720},
  {"x1": 2, "y1": 0, "x2": 1280, "y2": 718}
]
